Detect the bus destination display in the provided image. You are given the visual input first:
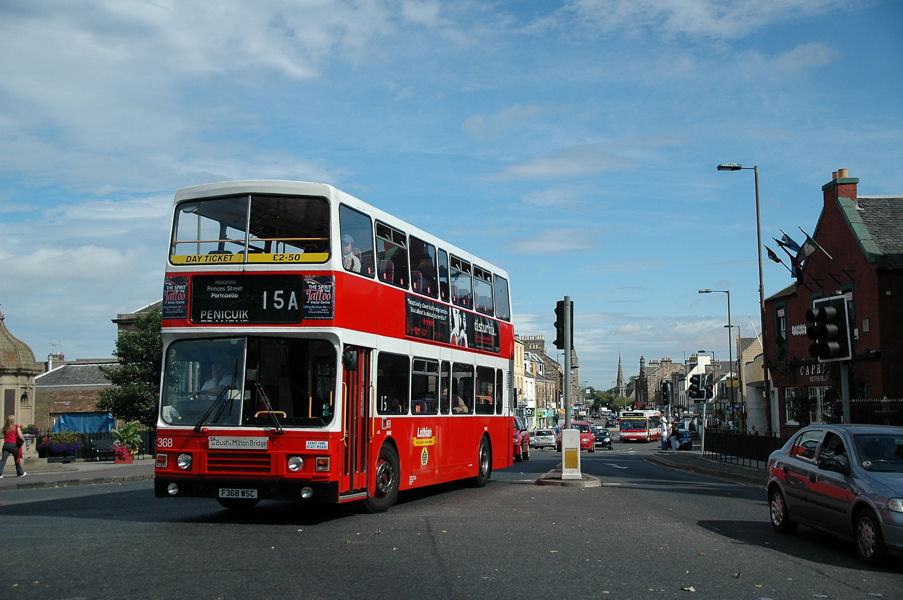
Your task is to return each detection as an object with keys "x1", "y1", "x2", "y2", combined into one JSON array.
[{"x1": 191, "y1": 275, "x2": 304, "y2": 324}]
